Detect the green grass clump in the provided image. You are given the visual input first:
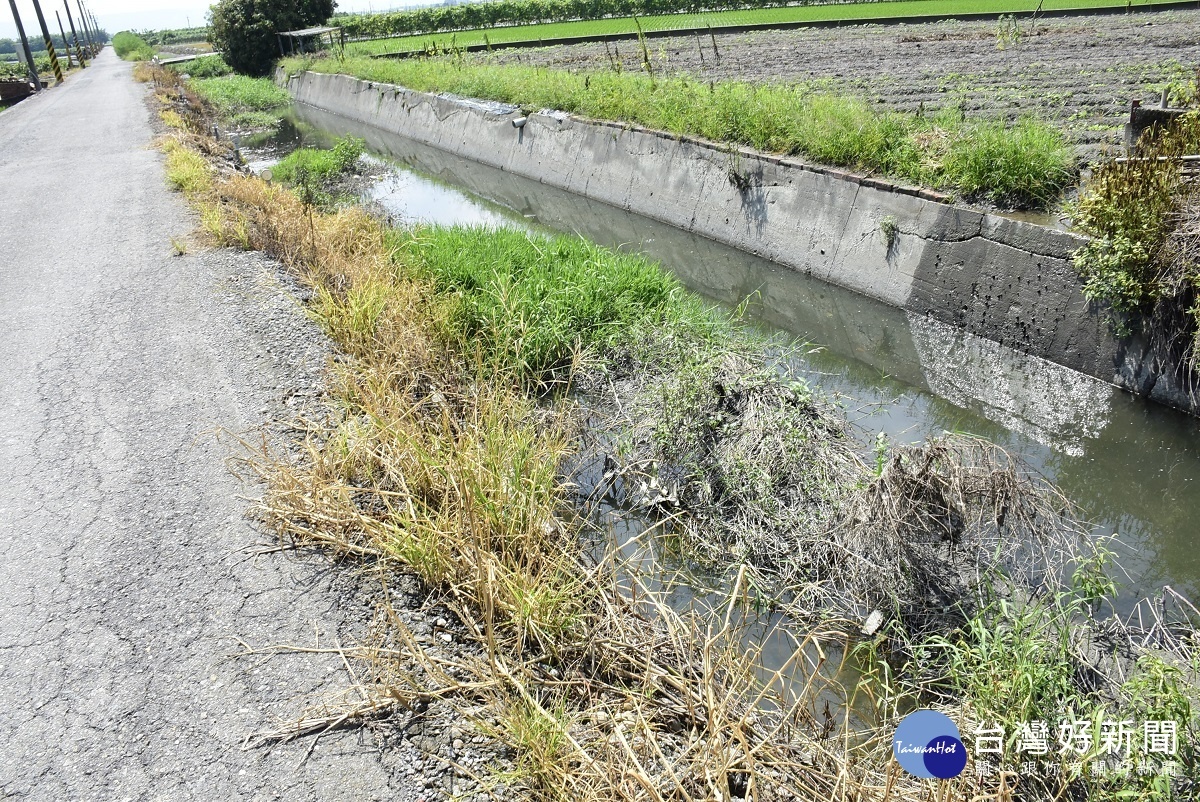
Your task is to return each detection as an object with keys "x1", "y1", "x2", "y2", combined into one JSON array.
[
  {"x1": 189, "y1": 74, "x2": 289, "y2": 127},
  {"x1": 286, "y1": 56, "x2": 1074, "y2": 209},
  {"x1": 389, "y1": 225, "x2": 719, "y2": 386},
  {"x1": 271, "y1": 136, "x2": 365, "y2": 184},
  {"x1": 162, "y1": 138, "x2": 212, "y2": 196},
  {"x1": 173, "y1": 54, "x2": 230, "y2": 78},
  {"x1": 944, "y1": 116, "x2": 1080, "y2": 207},
  {"x1": 112, "y1": 31, "x2": 154, "y2": 61}
]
